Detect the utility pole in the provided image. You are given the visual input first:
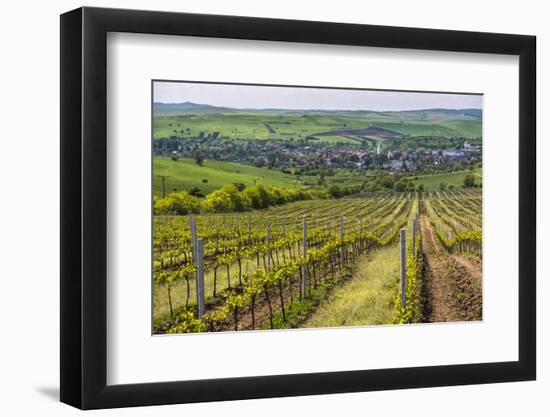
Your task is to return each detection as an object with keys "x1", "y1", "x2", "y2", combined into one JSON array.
[{"x1": 158, "y1": 175, "x2": 169, "y2": 198}]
